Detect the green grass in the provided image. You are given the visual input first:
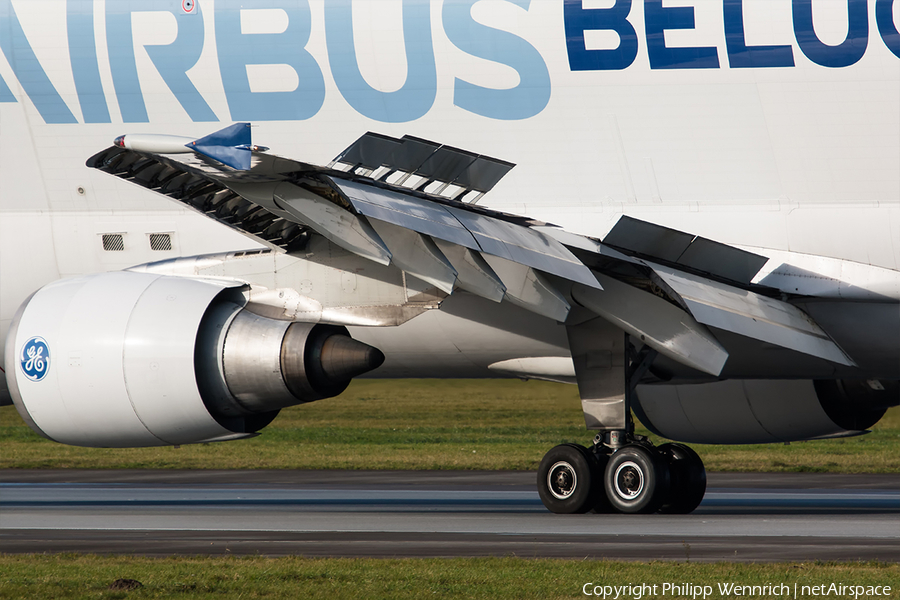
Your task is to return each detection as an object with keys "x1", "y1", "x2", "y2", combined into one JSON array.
[
  {"x1": 2, "y1": 379, "x2": 898, "y2": 472},
  {"x1": 0, "y1": 555, "x2": 898, "y2": 600}
]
